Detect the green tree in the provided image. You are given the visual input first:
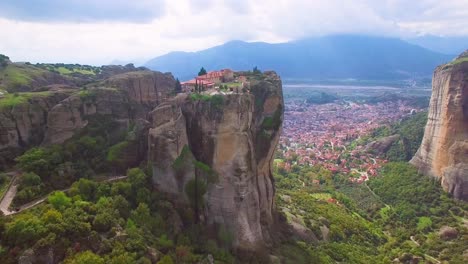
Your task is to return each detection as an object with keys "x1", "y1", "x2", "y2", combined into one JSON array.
[
  {"x1": 194, "y1": 79, "x2": 199, "y2": 93},
  {"x1": 175, "y1": 78, "x2": 182, "y2": 93},
  {"x1": 42, "y1": 209, "x2": 63, "y2": 224},
  {"x1": 48, "y1": 191, "x2": 72, "y2": 210},
  {"x1": 107, "y1": 252, "x2": 137, "y2": 264},
  {"x1": 4, "y1": 214, "x2": 47, "y2": 246},
  {"x1": 127, "y1": 168, "x2": 149, "y2": 191},
  {"x1": 64, "y1": 251, "x2": 105, "y2": 264},
  {"x1": 111, "y1": 181, "x2": 132, "y2": 198},
  {"x1": 21, "y1": 172, "x2": 42, "y2": 186},
  {"x1": 185, "y1": 178, "x2": 207, "y2": 223},
  {"x1": 253, "y1": 66, "x2": 261, "y2": 74},
  {"x1": 0, "y1": 54, "x2": 9, "y2": 67},
  {"x1": 93, "y1": 211, "x2": 114, "y2": 232},
  {"x1": 157, "y1": 255, "x2": 174, "y2": 264},
  {"x1": 15, "y1": 147, "x2": 54, "y2": 178},
  {"x1": 112, "y1": 195, "x2": 131, "y2": 218},
  {"x1": 198, "y1": 67, "x2": 207, "y2": 76},
  {"x1": 107, "y1": 141, "x2": 131, "y2": 173},
  {"x1": 416, "y1": 216, "x2": 432, "y2": 232},
  {"x1": 130, "y1": 203, "x2": 152, "y2": 229},
  {"x1": 69, "y1": 178, "x2": 98, "y2": 201}
]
